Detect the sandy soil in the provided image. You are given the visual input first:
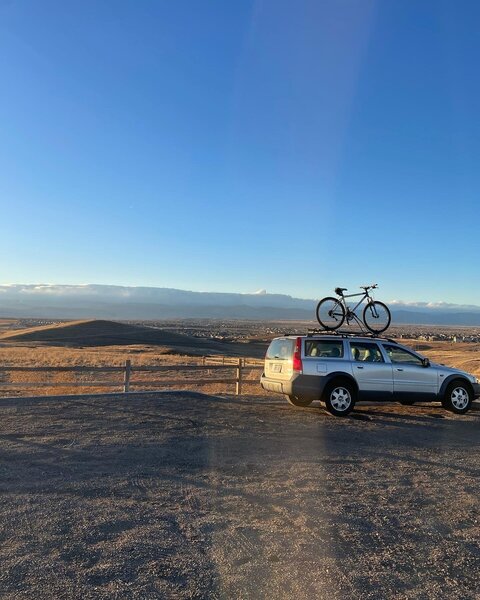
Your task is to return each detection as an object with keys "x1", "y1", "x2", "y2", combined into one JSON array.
[{"x1": 0, "y1": 392, "x2": 479, "y2": 599}]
